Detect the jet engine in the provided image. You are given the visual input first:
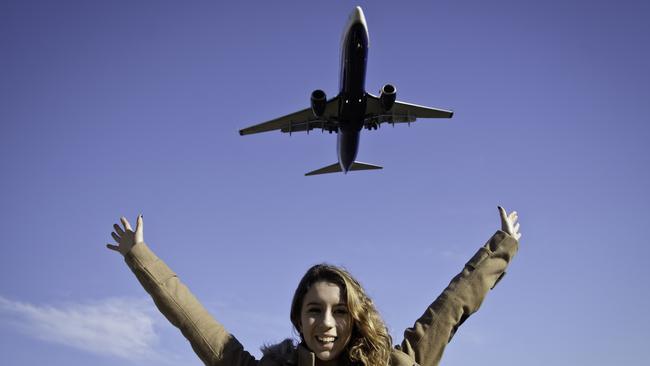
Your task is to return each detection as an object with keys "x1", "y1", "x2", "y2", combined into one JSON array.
[
  {"x1": 311, "y1": 89, "x2": 327, "y2": 117},
  {"x1": 379, "y1": 84, "x2": 396, "y2": 111}
]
